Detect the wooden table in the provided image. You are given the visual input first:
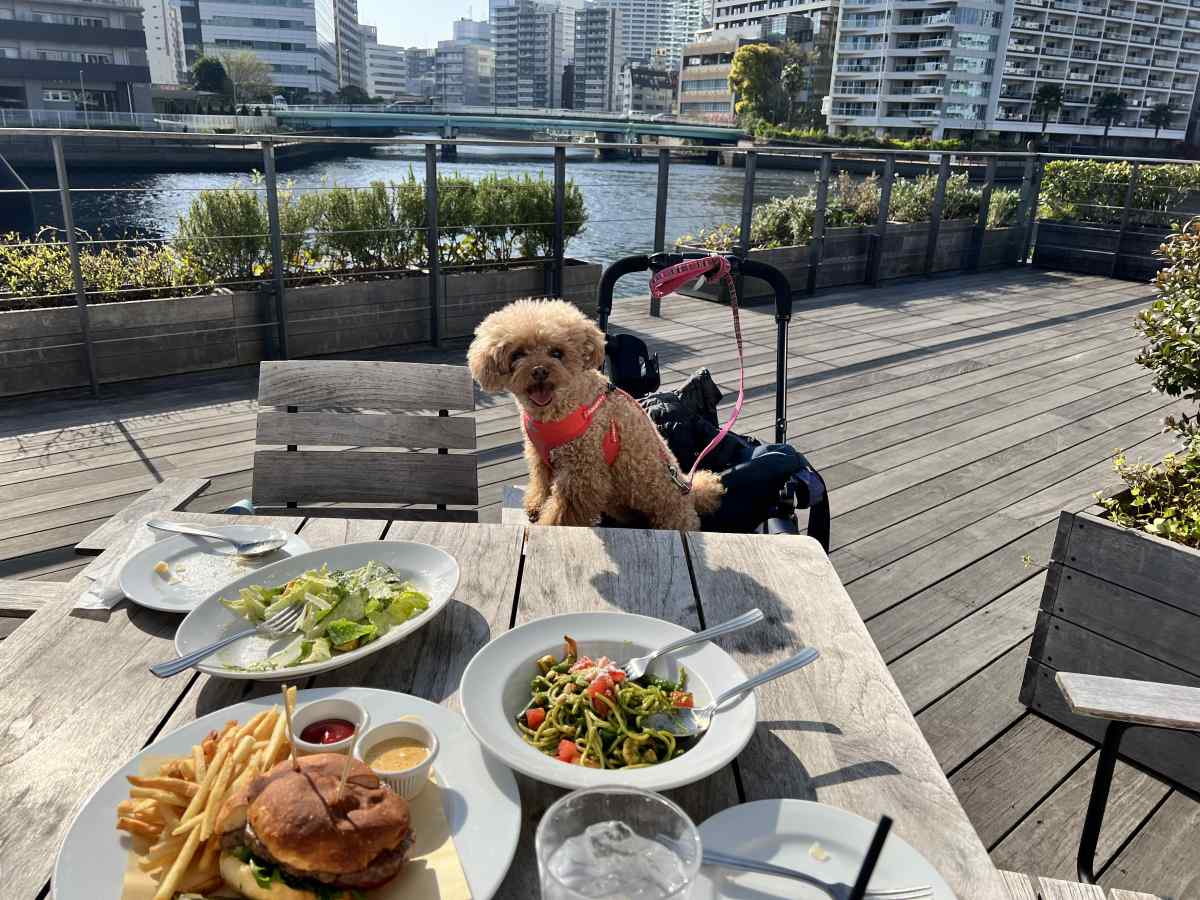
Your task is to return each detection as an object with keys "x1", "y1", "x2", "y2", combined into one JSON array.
[{"x1": 0, "y1": 512, "x2": 1009, "y2": 899}]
